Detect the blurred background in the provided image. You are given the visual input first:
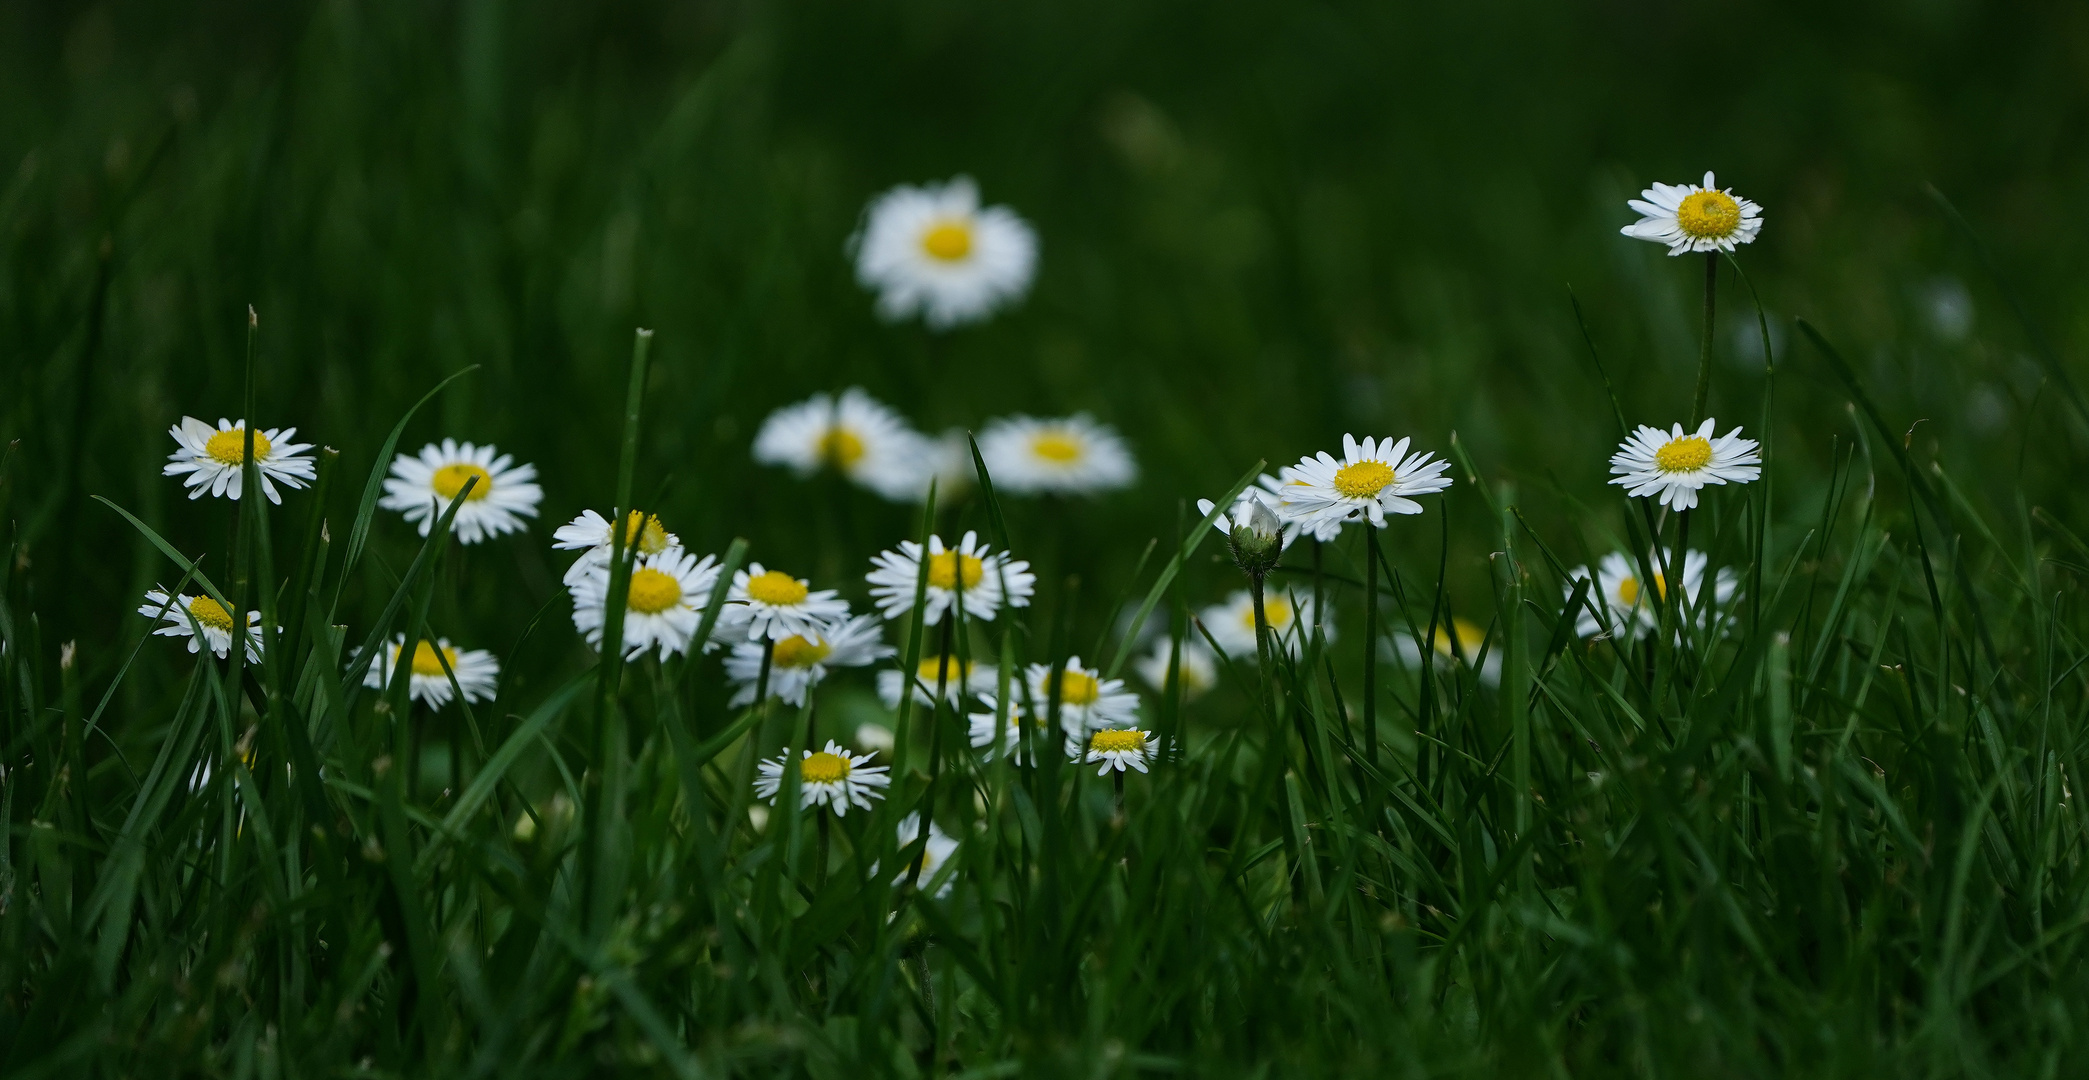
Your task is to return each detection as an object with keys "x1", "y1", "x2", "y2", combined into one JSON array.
[{"x1": 2, "y1": 0, "x2": 2083, "y2": 715}]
